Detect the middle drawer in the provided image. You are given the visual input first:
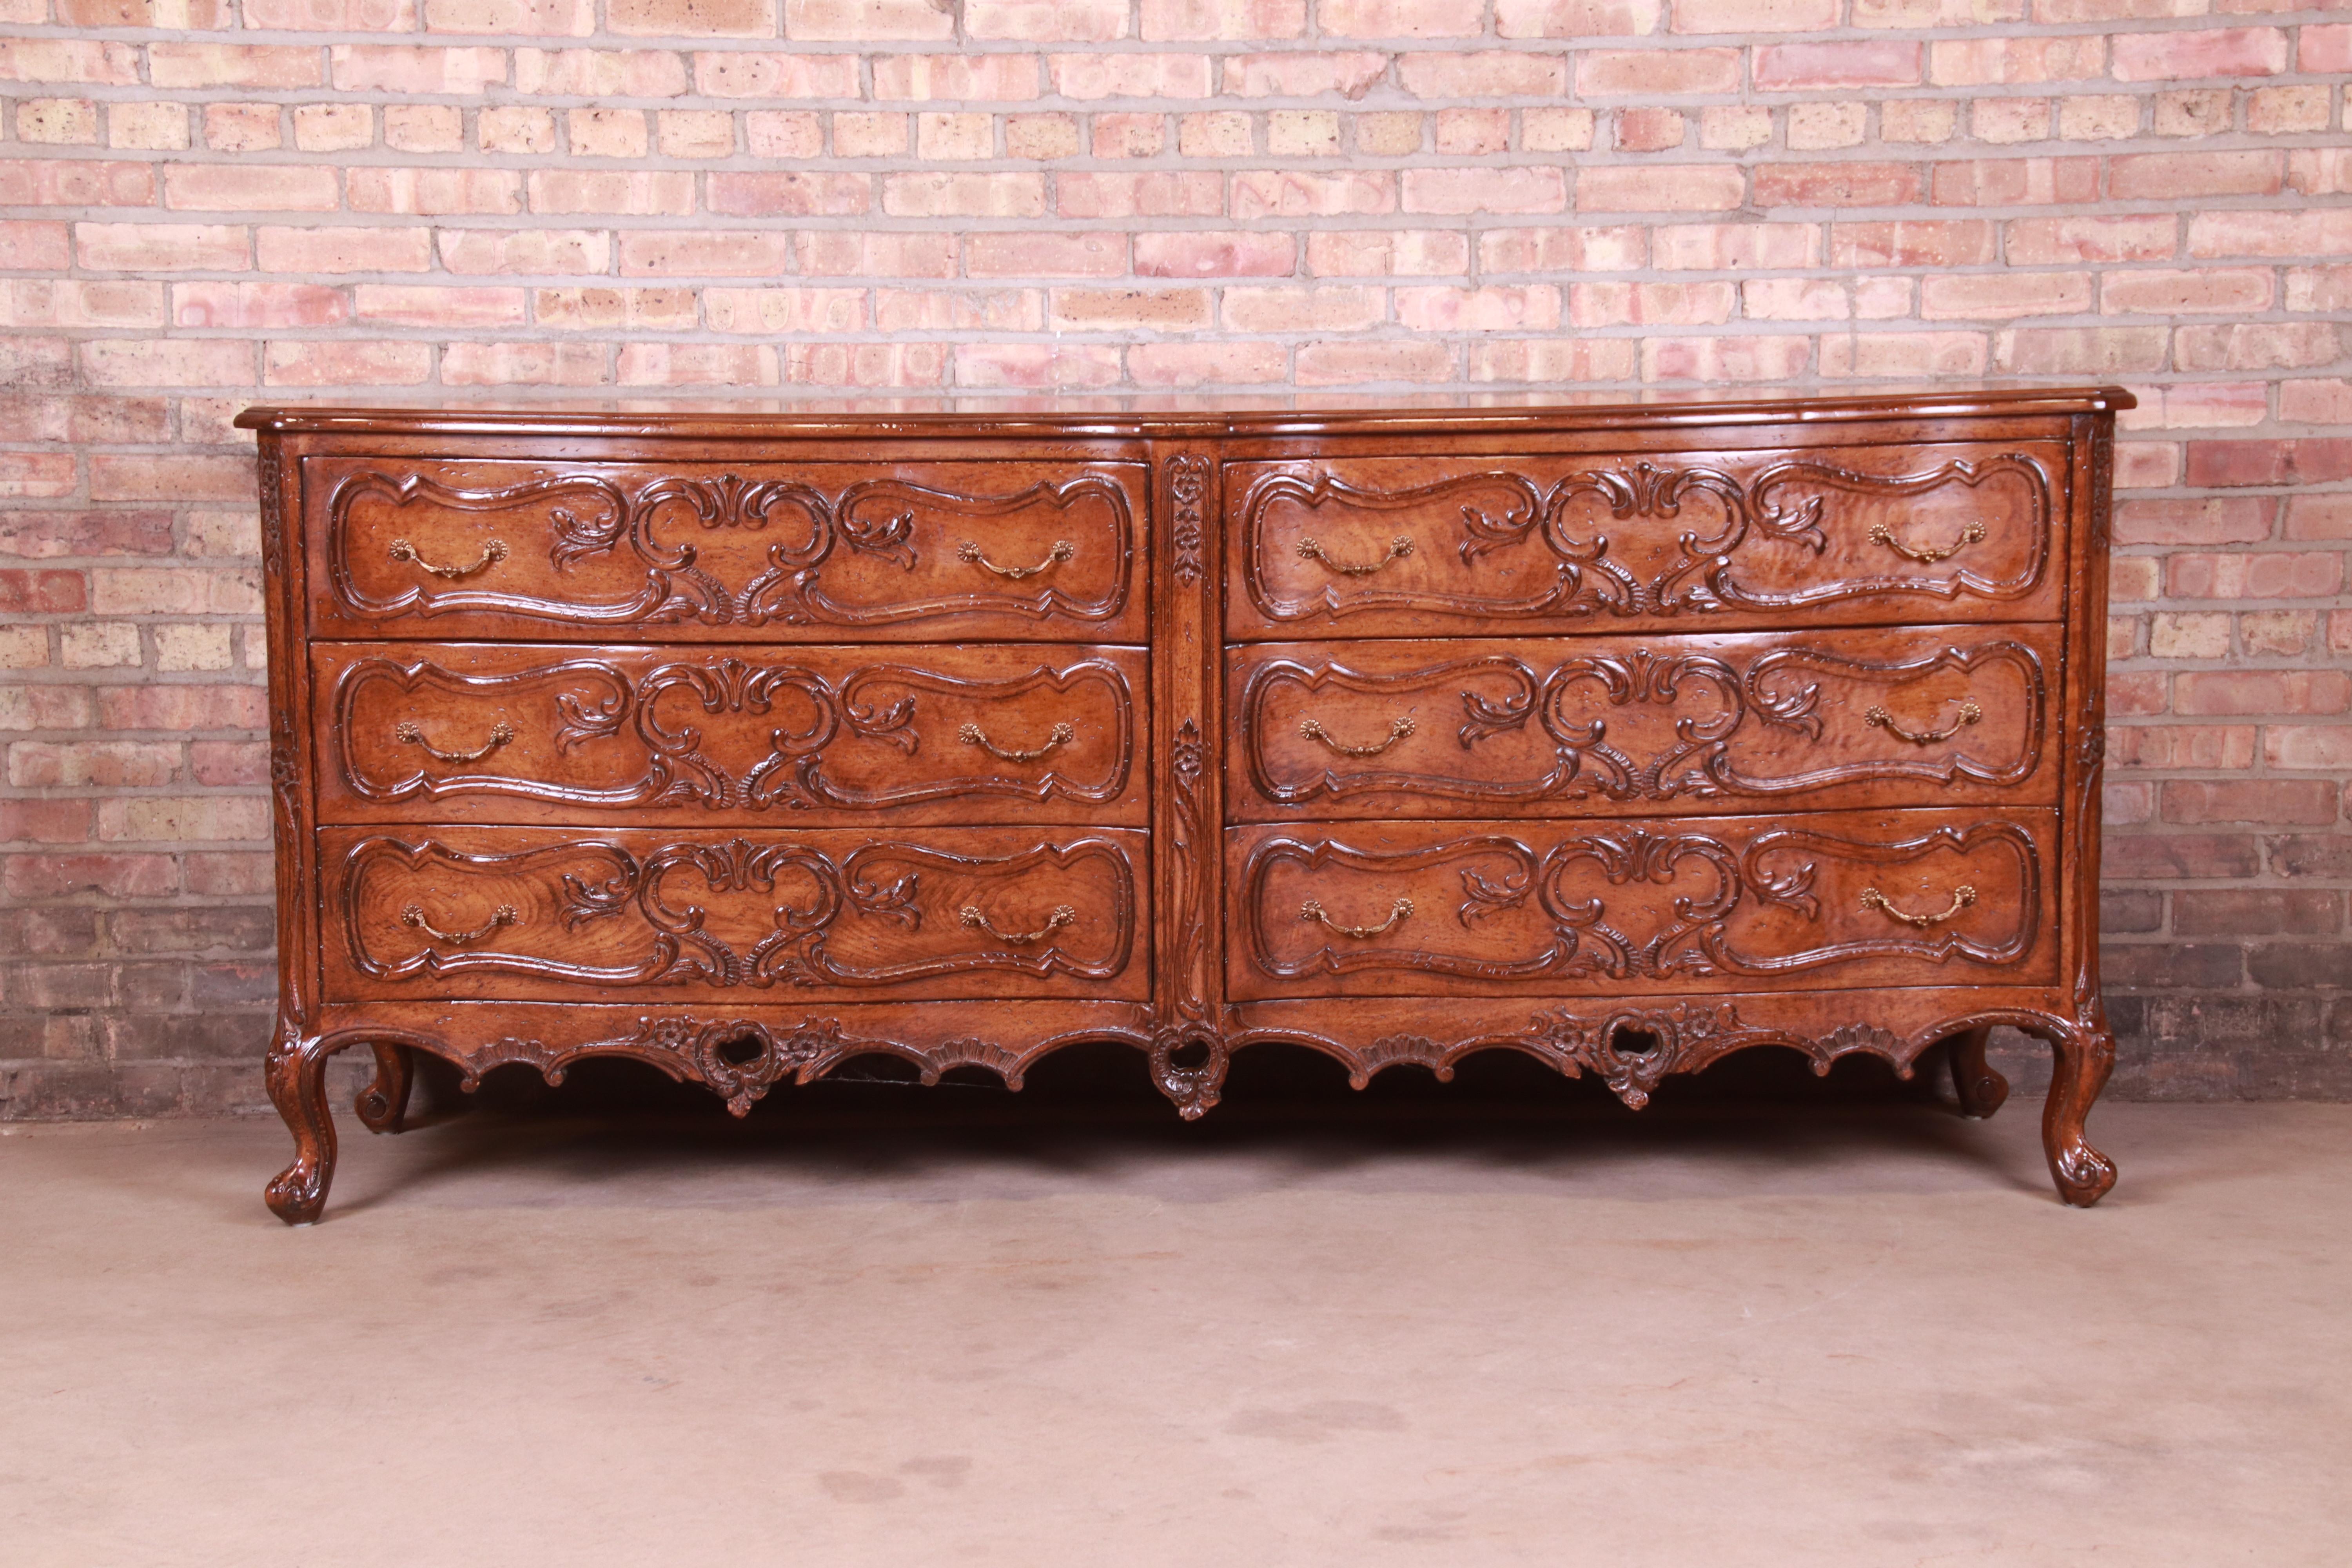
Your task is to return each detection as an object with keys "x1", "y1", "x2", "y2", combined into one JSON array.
[
  {"x1": 313, "y1": 642, "x2": 1147, "y2": 827},
  {"x1": 1226, "y1": 624, "x2": 2061, "y2": 822}
]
